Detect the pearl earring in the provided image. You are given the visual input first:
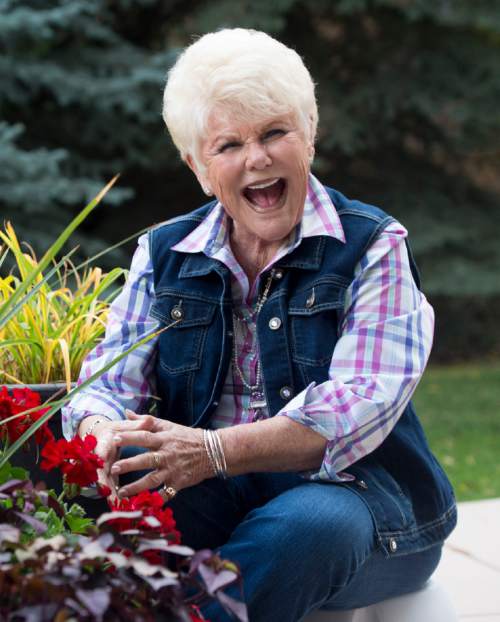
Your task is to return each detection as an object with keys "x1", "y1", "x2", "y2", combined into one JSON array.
[{"x1": 203, "y1": 186, "x2": 213, "y2": 196}]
